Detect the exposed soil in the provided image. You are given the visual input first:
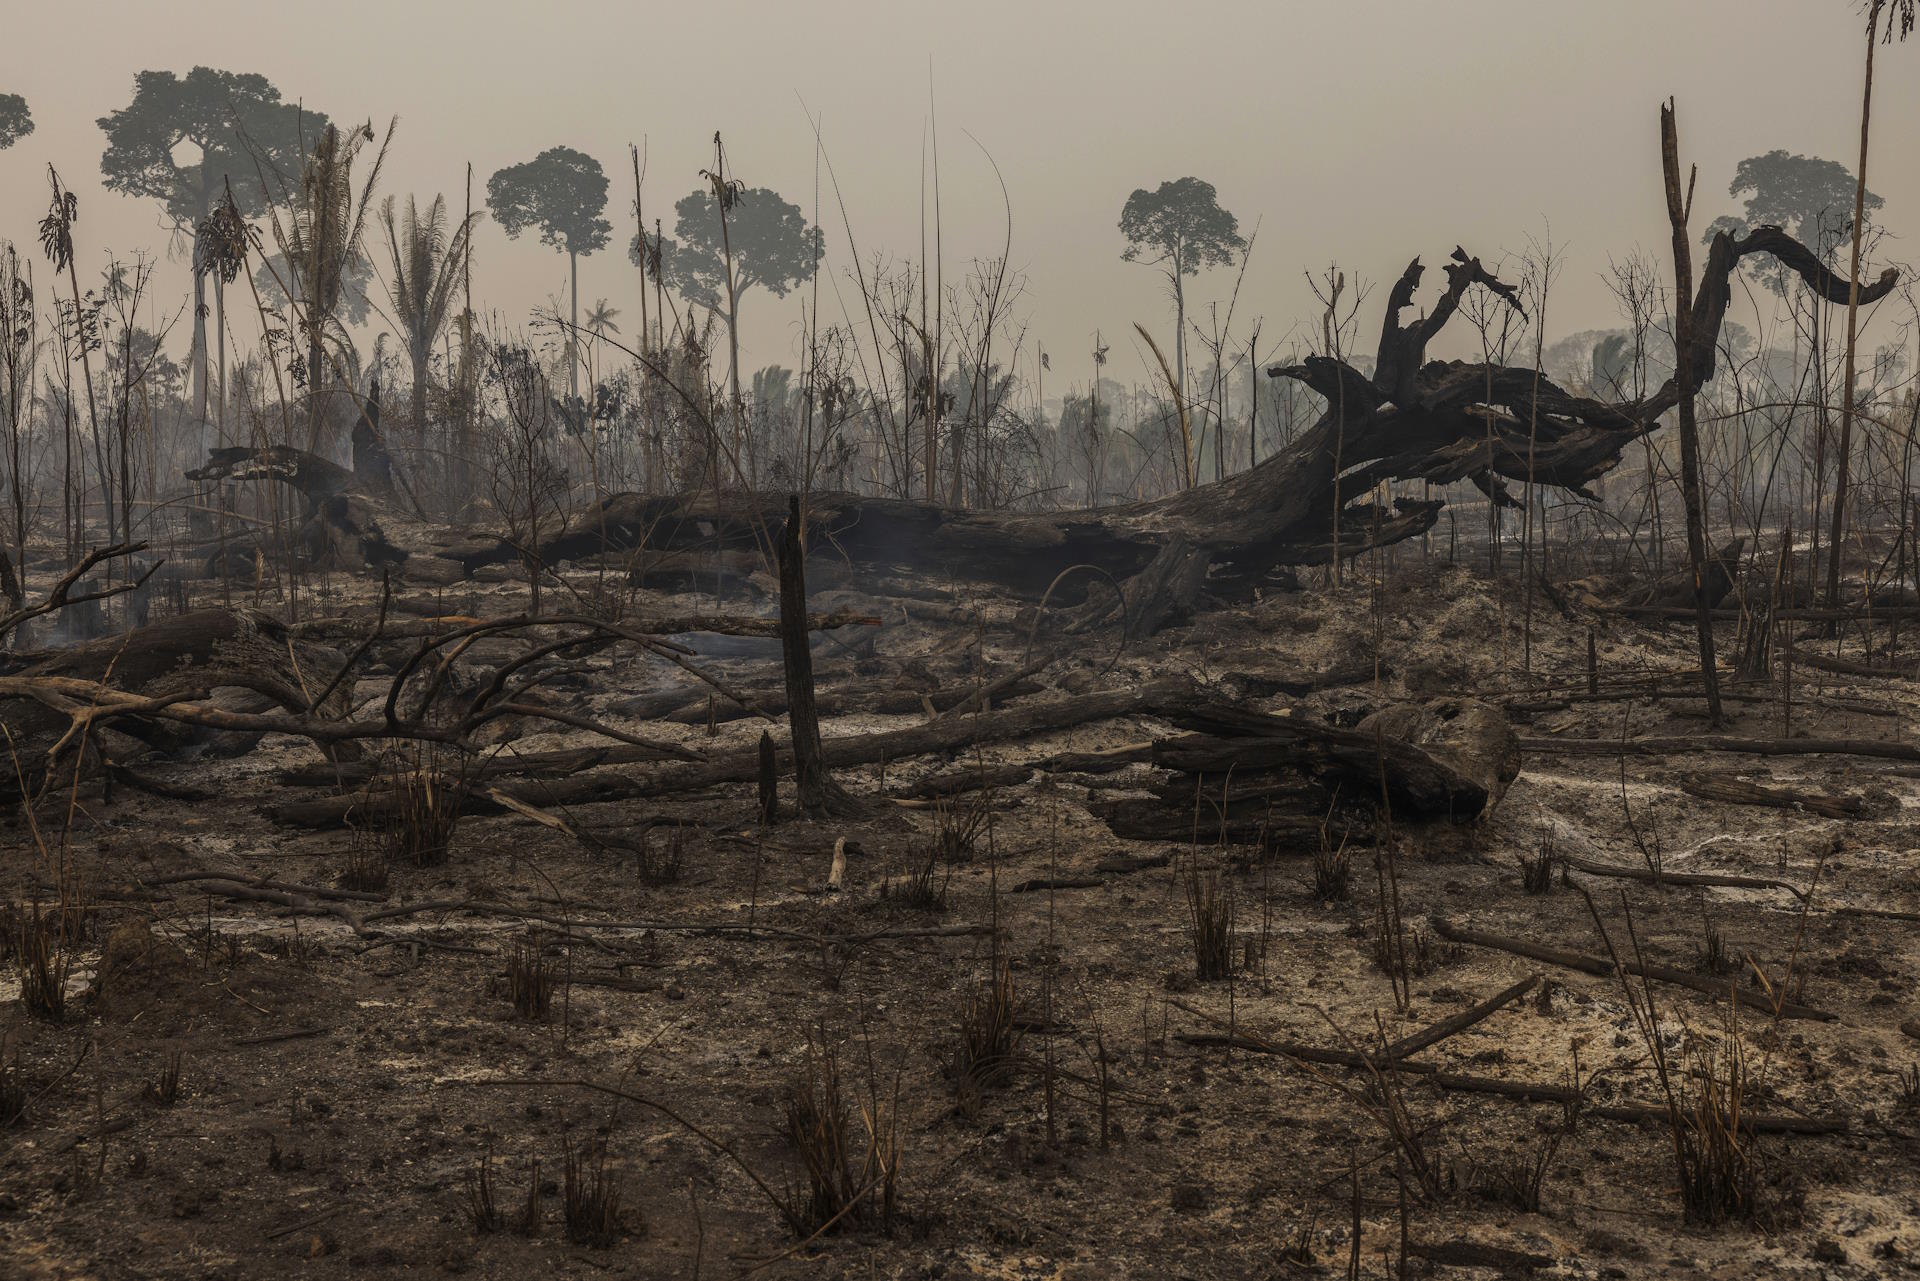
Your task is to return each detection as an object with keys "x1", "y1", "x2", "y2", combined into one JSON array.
[{"x1": 4, "y1": 553, "x2": 1919, "y2": 1280}]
